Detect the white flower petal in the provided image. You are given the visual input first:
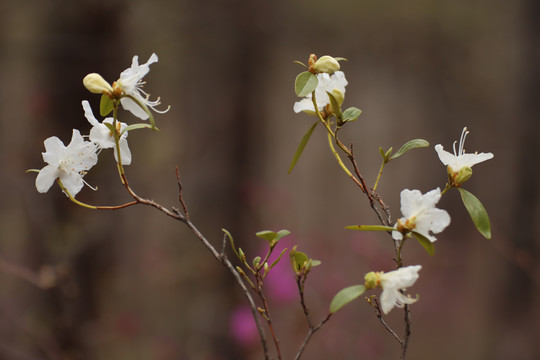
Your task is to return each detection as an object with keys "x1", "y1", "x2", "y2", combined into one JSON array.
[
  {"x1": 120, "y1": 96, "x2": 149, "y2": 120},
  {"x1": 434, "y1": 144, "x2": 456, "y2": 167},
  {"x1": 59, "y1": 171, "x2": 84, "y2": 196},
  {"x1": 114, "y1": 138, "x2": 132, "y2": 165},
  {"x1": 82, "y1": 100, "x2": 100, "y2": 127},
  {"x1": 399, "y1": 189, "x2": 423, "y2": 218},
  {"x1": 35, "y1": 165, "x2": 59, "y2": 193},
  {"x1": 379, "y1": 265, "x2": 421, "y2": 314},
  {"x1": 42, "y1": 136, "x2": 65, "y2": 165},
  {"x1": 457, "y1": 152, "x2": 494, "y2": 168}
]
